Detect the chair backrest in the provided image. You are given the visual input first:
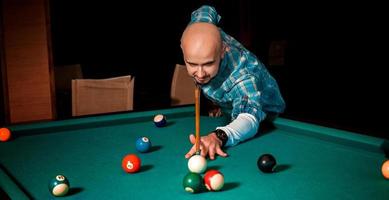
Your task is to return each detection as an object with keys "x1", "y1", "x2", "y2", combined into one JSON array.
[
  {"x1": 170, "y1": 64, "x2": 195, "y2": 106},
  {"x1": 72, "y1": 75, "x2": 134, "y2": 116}
]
